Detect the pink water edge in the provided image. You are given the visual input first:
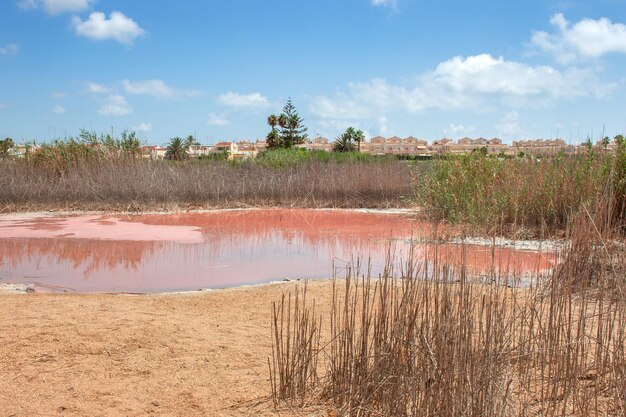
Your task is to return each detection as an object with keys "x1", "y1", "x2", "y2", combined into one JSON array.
[{"x1": 0, "y1": 210, "x2": 555, "y2": 293}]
